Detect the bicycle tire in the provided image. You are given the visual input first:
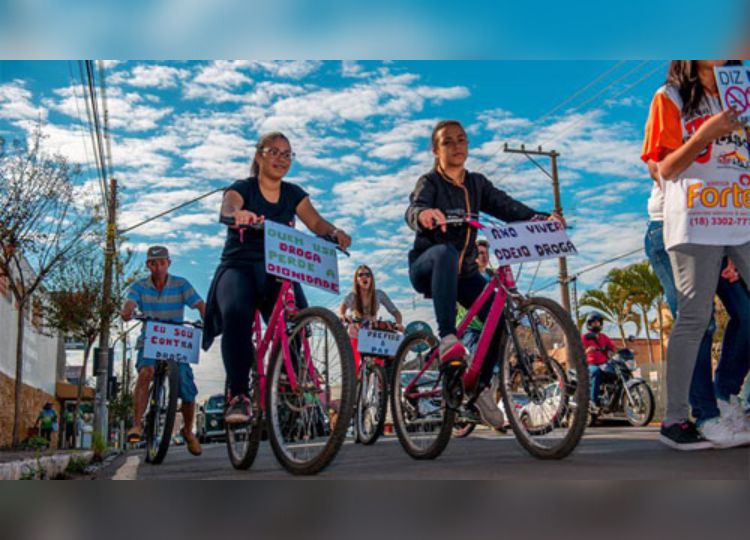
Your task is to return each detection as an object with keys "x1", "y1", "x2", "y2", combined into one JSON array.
[
  {"x1": 356, "y1": 362, "x2": 387, "y2": 445},
  {"x1": 390, "y1": 331, "x2": 455, "y2": 460},
  {"x1": 499, "y1": 297, "x2": 588, "y2": 460},
  {"x1": 144, "y1": 360, "x2": 179, "y2": 465},
  {"x1": 266, "y1": 306, "x2": 355, "y2": 475},
  {"x1": 225, "y1": 376, "x2": 263, "y2": 470}
]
